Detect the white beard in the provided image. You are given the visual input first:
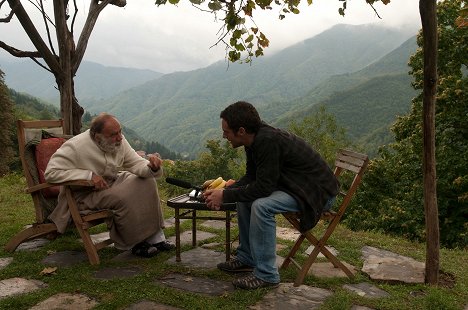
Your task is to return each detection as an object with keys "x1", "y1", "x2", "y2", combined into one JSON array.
[{"x1": 95, "y1": 135, "x2": 122, "y2": 154}]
